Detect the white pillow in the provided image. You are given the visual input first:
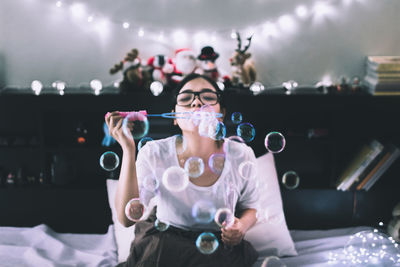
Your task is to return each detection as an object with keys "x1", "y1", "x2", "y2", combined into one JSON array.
[
  {"x1": 106, "y1": 179, "x2": 135, "y2": 263},
  {"x1": 106, "y1": 179, "x2": 157, "y2": 263},
  {"x1": 244, "y1": 152, "x2": 298, "y2": 257}
]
